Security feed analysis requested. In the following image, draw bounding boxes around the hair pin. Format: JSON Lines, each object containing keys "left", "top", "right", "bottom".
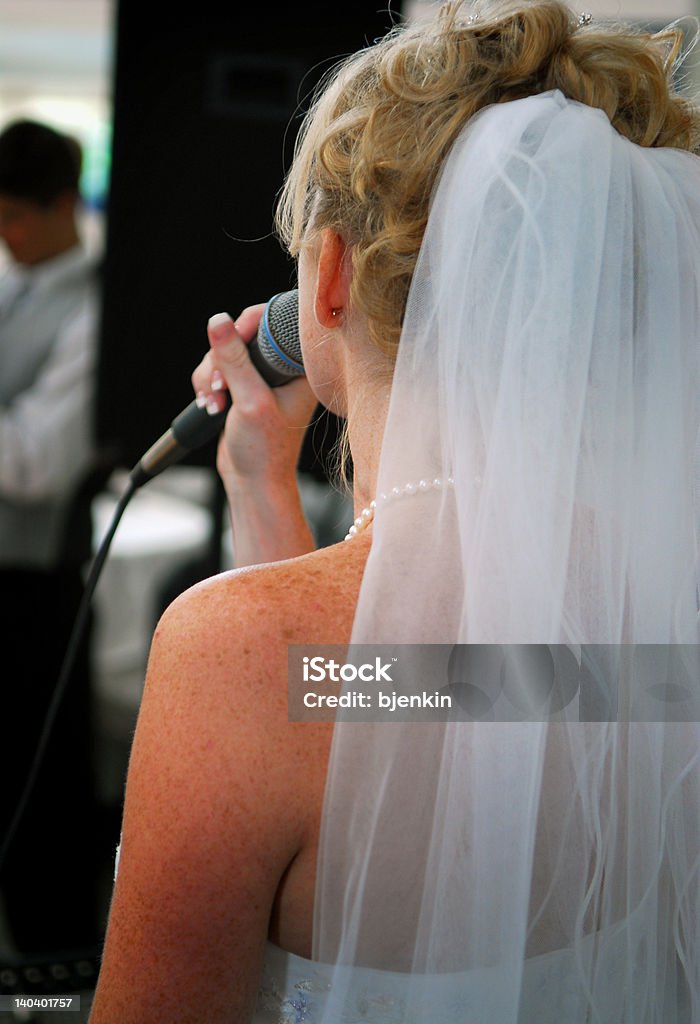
{"left": 578, "top": 12, "right": 593, "bottom": 26}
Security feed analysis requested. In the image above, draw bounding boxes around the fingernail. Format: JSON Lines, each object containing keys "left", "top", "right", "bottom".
{"left": 206, "top": 396, "right": 222, "bottom": 416}
{"left": 208, "top": 311, "right": 233, "bottom": 343}
{"left": 195, "top": 391, "right": 208, "bottom": 408}
{"left": 211, "top": 369, "right": 225, "bottom": 391}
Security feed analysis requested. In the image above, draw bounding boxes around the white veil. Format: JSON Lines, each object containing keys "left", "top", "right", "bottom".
{"left": 313, "top": 91, "right": 700, "bottom": 1022}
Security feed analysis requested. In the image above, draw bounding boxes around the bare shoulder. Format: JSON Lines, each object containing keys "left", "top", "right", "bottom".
{"left": 90, "top": 537, "right": 371, "bottom": 1022}
{"left": 134, "top": 537, "right": 371, "bottom": 859}
{"left": 155, "top": 532, "right": 370, "bottom": 663}
{"left": 139, "top": 533, "right": 372, "bottom": 800}
{"left": 133, "top": 534, "right": 372, "bottom": 886}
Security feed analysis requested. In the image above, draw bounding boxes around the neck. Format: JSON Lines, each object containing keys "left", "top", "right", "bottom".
{"left": 330, "top": 307, "right": 394, "bottom": 517}
{"left": 346, "top": 377, "right": 391, "bottom": 517}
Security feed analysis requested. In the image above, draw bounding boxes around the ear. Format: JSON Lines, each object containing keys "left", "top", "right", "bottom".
{"left": 314, "top": 228, "right": 351, "bottom": 328}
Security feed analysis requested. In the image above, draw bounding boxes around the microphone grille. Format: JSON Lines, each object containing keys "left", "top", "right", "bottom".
{"left": 256, "top": 289, "right": 303, "bottom": 381}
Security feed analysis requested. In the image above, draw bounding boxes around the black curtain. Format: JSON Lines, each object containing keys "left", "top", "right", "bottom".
{"left": 97, "top": 1, "right": 398, "bottom": 480}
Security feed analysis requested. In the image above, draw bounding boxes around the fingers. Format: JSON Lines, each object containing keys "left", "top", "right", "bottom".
{"left": 232, "top": 303, "right": 268, "bottom": 345}
{"left": 190, "top": 301, "right": 314, "bottom": 436}
{"left": 209, "top": 308, "right": 272, "bottom": 412}
{"left": 191, "top": 303, "right": 268, "bottom": 416}
{"left": 191, "top": 350, "right": 217, "bottom": 412}
{"left": 189, "top": 300, "right": 316, "bottom": 496}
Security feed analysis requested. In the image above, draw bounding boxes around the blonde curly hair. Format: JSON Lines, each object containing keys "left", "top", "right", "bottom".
{"left": 276, "top": 0, "right": 700, "bottom": 360}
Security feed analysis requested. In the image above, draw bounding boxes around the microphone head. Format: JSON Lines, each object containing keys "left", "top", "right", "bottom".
{"left": 253, "top": 289, "right": 304, "bottom": 386}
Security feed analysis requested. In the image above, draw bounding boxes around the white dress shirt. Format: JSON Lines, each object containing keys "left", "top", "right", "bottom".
{"left": 0, "top": 243, "right": 99, "bottom": 567}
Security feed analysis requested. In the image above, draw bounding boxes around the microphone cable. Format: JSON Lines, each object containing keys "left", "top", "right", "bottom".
{"left": 0, "top": 475, "right": 137, "bottom": 879}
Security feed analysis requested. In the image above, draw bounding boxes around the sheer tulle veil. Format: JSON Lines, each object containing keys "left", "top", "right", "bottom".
{"left": 313, "top": 91, "right": 700, "bottom": 1021}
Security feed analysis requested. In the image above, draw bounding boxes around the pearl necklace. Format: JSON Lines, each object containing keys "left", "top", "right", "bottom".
{"left": 344, "top": 476, "right": 454, "bottom": 541}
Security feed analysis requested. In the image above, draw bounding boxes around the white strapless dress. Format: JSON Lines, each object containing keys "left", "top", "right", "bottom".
{"left": 252, "top": 937, "right": 634, "bottom": 1023}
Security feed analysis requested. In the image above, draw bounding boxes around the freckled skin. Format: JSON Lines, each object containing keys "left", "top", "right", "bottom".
{"left": 89, "top": 535, "right": 371, "bottom": 1024}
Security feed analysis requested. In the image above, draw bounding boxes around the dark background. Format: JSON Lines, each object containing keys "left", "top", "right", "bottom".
{"left": 97, "top": 2, "right": 399, "bottom": 481}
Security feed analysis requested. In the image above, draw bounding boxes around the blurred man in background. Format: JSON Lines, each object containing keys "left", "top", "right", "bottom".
{"left": 0, "top": 119, "right": 103, "bottom": 958}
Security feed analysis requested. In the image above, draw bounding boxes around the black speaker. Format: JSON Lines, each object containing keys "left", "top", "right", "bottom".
{"left": 97, "top": 2, "right": 398, "bottom": 477}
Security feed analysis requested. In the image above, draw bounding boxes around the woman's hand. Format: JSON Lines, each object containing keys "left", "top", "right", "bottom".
{"left": 191, "top": 303, "right": 318, "bottom": 566}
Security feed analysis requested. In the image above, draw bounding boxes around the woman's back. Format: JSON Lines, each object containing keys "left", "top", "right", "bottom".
{"left": 91, "top": 534, "right": 371, "bottom": 1022}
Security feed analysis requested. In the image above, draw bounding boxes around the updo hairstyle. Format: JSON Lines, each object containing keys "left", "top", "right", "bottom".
{"left": 277, "top": 0, "right": 700, "bottom": 358}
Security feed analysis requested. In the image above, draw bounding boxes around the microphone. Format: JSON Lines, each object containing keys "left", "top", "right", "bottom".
{"left": 129, "top": 290, "right": 303, "bottom": 488}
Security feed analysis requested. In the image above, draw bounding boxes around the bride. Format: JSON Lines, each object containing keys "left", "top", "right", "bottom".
{"left": 90, "top": 1, "right": 700, "bottom": 1021}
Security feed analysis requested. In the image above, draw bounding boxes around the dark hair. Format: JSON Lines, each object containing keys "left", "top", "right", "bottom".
{"left": 0, "top": 119, "right": 82, "bottom": 206}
